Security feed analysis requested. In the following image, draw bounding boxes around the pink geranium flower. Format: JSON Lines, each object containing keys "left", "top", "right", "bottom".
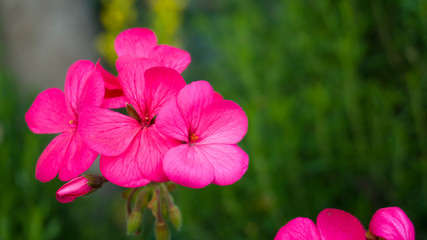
{"left": 25, "top": 60, "right": 104, "bottom": 182}
{"left": 155, "top": 81, "right": 249, "bottom": 188}
{"left": 274, "top": 209, "right": 366, "bottom": 240}
{"left": 101, "top": 28, "right": 191, "bottom": 109}
{"left": 78, "top": 61, "right": 186, "bottom": 187}
{"left": 368, "top": 207, "right": 415, "bottom": 240}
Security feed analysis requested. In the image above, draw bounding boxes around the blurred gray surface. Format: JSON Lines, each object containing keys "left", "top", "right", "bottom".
{"left": 0, "top": 0, "right": 98, "bottom": 92}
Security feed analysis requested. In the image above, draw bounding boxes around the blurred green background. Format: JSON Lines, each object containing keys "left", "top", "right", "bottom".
{"left": 1, "top": 0, "right": 427, "bottom": 239}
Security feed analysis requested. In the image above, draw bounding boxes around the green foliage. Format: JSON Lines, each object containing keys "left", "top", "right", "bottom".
{"left": 176, "top": 0, "right": 427, "bottom": 239}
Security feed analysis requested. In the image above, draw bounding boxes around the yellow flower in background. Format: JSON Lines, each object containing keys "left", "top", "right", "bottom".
{"left": 148, "top": 0, "right": 188, "bottom": 45}
{"left": 96, "top": 0, "right": 138, "bottom": 66}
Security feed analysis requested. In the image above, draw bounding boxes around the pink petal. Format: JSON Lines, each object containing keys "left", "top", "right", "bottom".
{"left": 57, "top": 132, "right": 98, "bottom": 181}
{"left": 114, "top": 28, "right": 157, "bottom": 58}
{"left": 78, "top": 68, "right": 105, "bottom": 113}
{"left": 101, "top": 155, "right": 151, "bottom": 188}
{"left": 176, "top": 81, "right": 215, "bottom": 133}
{"left": 97, "top": 62, "right": 126, "bottom": 109}
{"left": 137, "top": 125, "right": 179, "bottom": 182}
{"left": 35, "top": 132, "right": 72, "bottom": 182}
{"left": 369, "top": 207, "right": 415, "bottom": 240}
{"left": 64, "top": 60, "right": 104, "bottom": 114}
{"left": 78, "top": 108, "right": 141, "bottom": 156}
{"left": 316, "top": 208, "right": 366, "bottom": 240}
{"left": 197, "top": 100, "right": 248, "bottom": 145}
{"left": 150, "top": 45, "right": 191, "bottom": 73}
{"left": 163, "top": 144, "right": 215, "bottom": 188}
{"left": 156, "top": 96, "right": 188, "bottom": 142}
{"left": 274, "top": 217, "right": 321, "bottom": 240}
{"left": 118, "top": 58, "right": 158, "bottom": 116}
{"left": 101, "top": 93, "right": 127, "bottom": 109}
{"left": 198, "top": 144, "right": 248, "bottom": 186}
{"left": 116, "top": 56, "right": 161, "bottom": 72}
{"left": 142, "top": 67, "right": 186, "bottom": 119}
{"left": 99, "top": 130, "right": 156, "bottom": 187}
{"left": 25, "top": 88, "right": 75, "bottom": 134}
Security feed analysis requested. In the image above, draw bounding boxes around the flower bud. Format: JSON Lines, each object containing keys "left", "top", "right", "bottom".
{"left": 127, "top": 210, "right": 142, "bottom": 235}
{"left": 168, "top": 205, "right": 182, "bottom": 231}
{"left": 155, "top": 221, "right": 170, "bottom": 240}
{"left": 56, "top": 174, "right": 106, "bottom": 203}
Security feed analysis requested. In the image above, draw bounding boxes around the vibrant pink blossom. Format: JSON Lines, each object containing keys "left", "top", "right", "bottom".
{"left": 274, "top": 209, "right": 366, "bottom": 240}
{"left": 25, "top": 60, "right": 104, "bottom": 182}
{"left": 79, "top": 61, "right": 186, "bottom": 187}
{"left": 155, "top": 81, "right": 249, "bottom": 188}
{"left": 100, "top": 28, "right": 191, "bottom": 109}
{"left": 56, "top": 174, "right": 106, "bottom": 203}
{"left": 114, "top": 28, "right": 191, "bottom": 73}
{"left": 369, "top": 207, "right": 415, "bottom": 240}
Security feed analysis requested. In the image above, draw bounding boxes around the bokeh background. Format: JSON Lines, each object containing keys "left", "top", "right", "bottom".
{"left": 1, "top": 0, "right": 427, "bottom": 239}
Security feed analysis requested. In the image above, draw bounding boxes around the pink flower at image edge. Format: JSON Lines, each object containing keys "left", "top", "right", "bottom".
{"left": 274, "top": 208, "right": 365, "bottom": 240}
{"left": 369, "top": 207, "right": 415, "bottom": 240}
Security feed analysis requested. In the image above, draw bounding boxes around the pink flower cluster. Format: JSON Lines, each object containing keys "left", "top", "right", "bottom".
{"left": 274, "top": 207, "right": 415, "bottom": 240}
{"left": 26, "top": 28, "right": 249, "bottom": 189}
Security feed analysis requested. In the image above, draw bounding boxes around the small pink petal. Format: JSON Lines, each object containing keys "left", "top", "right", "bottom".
{"left": 101, "top": 93, "right": 127, "bottom": 109}
{"left": 369, "top": 207, "right": 415, "bottom": 240}
{"left": 197, "top": 144, "right": 248, "bottom": 186}
{"left": 100, "top": 130, "right": 152, "bottom": 187}
{"left": 213, "top": 91, "right": 223, "bottom": 101}
{"left": 150, "top": 45, "right": 191, "bottom": 73}
{"left": 97, "top": 62, "right": 126, "bottom": 109}
{"left": 114, "top": 28, "right": 157, "bottom": 58}
{"left": 57, "top": 132, "right": 98, "bottom": 181}
{"left": 78, "top": 108, "right": 141, "bottom": 156}
{"left": 156, "top": 96, "right": 188, "bottom": 142}
{"left": 118, "top": 58, "right": 158, "bottom": 115}
{"left": 64, "top": 60, "right": 97, "bottom": 113}
{"left": 96, "top": 61, "right": 121, "bottom": 90}
{"left": 176, "top": 81, "right": 215, "bottom": 132}
{"left": 197, "top": 100, "right": 248, "bottom": 145}
{"left": 316, "top": 208, "right": 365, "bottom": 240}
{"left": 35, "top": 131, "right": 73, "bottom": 182}
{"left": 25, "top": 88, "right": 75, "bottom": 134}
{"left": 163, "top": 144, "right": 215, "bottom": 188}
{"left": 142, "top": 67, "right": 186, "bottom": 119}
{"left": 274, "top": 217, "right": 321, "bottom": 240}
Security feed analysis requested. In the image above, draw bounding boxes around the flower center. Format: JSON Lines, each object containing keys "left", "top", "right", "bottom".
{"left": 141, "top": 115, "right": 151, "bottom": 128}
{"left": 188, "top": 133, "right": 199, "bottom": 146}
{"left": 68, "top": 119, "right": 77, "bottom": 128}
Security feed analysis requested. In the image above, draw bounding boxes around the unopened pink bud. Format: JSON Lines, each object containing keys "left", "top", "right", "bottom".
{"left": 56, "top": 174, "right": 106, "bottom": 203}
